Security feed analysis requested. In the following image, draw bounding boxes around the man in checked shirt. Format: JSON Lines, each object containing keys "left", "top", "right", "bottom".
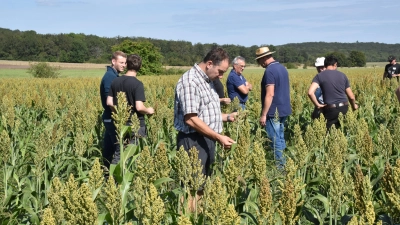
{"left": 174, "top": 47, "right": 236, "bottom": 179}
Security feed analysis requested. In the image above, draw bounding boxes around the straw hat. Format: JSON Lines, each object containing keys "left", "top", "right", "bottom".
{"left": 255, "top": 47, "right": 275, "bottom": 60}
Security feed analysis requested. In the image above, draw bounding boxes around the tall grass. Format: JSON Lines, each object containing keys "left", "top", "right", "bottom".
{"left": 0, "top": 68, "right": 399, "bottom": 224}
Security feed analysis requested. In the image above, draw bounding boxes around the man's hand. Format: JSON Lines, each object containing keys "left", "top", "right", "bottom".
{"left": 260, "top": 115, "right": 267, "bottom": 127}
{"left": 352, "top": 103, "right": 359, "bottom": 110}
{"left": 216, "top": 135, "right": 235, "bottom": 149}
{"left": 246, "top": 82, "right": 253, "bottom": 91}
{"left": 220, "top": 98, "right": 231, "bottom": 104}
{"left": 226, "top": 112, "right": 238, "bottom": 122}
{"left": 316, "top": 103, "right": 326, "bottom": 109}
{"left": 147, "top": 107, "right": 155, "bottom": 115}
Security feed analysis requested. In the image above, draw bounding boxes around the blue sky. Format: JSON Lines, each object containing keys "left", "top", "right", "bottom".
{"left": 1, "top": 0, "right": 399, "bottom": 47}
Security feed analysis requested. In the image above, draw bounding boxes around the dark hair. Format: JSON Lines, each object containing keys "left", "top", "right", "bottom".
{"left": 324, "top": 55, "right": 338, "bottom": 67}
{"left": 388, "top": 55, "right": 396, "bottom": 62}
{"left": 126, "top": 54, "right": 142, "bottom": 71}
{"left": 202, "top": 47, "right": 229, "bottom": 65}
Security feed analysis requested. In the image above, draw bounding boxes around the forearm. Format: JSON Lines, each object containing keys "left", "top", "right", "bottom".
{"left": 261, "top": 95, "right": 273, "bottom": 116}
{"left": 308, "top": 93, "right": 321, "bottom": 107}
{"left": 222, "top": 113, "right": 233, "bottom": 122}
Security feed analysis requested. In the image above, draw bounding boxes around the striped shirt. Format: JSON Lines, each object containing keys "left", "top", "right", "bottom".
{"left": 174, "top": 64, "right": 222, "bottom": 134}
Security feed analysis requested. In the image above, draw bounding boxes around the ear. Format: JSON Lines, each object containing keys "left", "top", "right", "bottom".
{"left": 111, "top": 58, "right": 116, "bottom": 66}
{"left": 206, "top": 61, "right": 213, "bottom": 69}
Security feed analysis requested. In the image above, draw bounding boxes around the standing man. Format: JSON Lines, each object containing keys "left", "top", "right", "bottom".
{"left": 174, "top": 47, "right": 236, "bottom": 179}
{"left": 311, "top": 57, "right": 326, "bottom": 119}
{"left": 107, "top": 54, "right": 154, "bottom": 146}
{"left": 213, "top": 75, "right": 231, "bottom": 105}
{"left": 256, "top": 47, "right": 291, "bottom": 168}
{"left": 100, "top": 51, "right": 126, "bottom": 169}
{"left": 383, "top": 55, "right": 400, "bottom": 82}
{"left": 226, "top": 56, "right": 252, "bottom": 109}
{"left": 308, "top": 55, "right": 358, "bottom": 129}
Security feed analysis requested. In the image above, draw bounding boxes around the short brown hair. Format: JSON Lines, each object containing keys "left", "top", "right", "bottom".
{"left": 126, "top": 54, "right": 142, "bottom": 72}
{"left": 202, "top": 47, "right": 229, "bottom": 66}
{"left": 112, "top": 51, "right": 127, "bottom": 60}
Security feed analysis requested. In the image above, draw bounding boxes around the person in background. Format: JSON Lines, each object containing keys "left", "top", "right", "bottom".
{"left": 383, "top": 55, "right": 400, "bottom": 82}
{"left": 308, "top": 55, "right": 358, "bottom": 129}
{"left": 226, "top": 56, "right": 252, "bottom": 109}
{"left": 213, "top": 74, "right": 231, "bottom": 104}
{"left": 311, "top": 57, "right": 326, "bottom": 119}
{"left": 256, "top": 47, "right": 291, "bottom": 169}
{"left": 99, "top": 51, "right": 126, "bottom": 170}
{"left": 106, "top": 54, "right": 154, "bottom": 149}
{"left": 174, "top": 47, "right": 236, "bottom": 211}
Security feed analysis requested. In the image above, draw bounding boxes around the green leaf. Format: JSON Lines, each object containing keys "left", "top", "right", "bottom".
{"left": 153, "top": 177, "right": 174, "bottom": 188}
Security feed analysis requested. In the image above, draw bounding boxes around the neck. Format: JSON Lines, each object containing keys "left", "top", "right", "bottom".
{"left": 326, "top": 65, "right": 336, "bottom": 70}
{"left": 111, "top": 66, "right": 120, "bottom": 74}
{"left": 265, "top": 57, "right": 274, "bottom": 66}
{"left": 125, "top": 70, "right": 137, "bottom": 77}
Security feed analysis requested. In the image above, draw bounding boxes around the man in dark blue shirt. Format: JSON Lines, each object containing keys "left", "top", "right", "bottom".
{"left": 256, "top": 47, "right": 291, "bottom": 168}
{"left": 99, "top": 51, "right": 127, "bottom": 169}
{"left": 226, "top": 56, "right": 252, "bottom": 109}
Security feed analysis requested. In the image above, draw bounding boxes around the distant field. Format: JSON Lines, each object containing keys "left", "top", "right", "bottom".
{"left": 0, "top": 60, "right": 388, "bottom": 78}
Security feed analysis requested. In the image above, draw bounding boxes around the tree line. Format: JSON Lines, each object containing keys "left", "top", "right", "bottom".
{"left": 0, "top": 27, "right": 398, "bottom": 67}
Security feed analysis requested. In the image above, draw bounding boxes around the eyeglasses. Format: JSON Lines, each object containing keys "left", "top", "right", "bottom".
{"left": 235, "top": 64, "right": 246, "bottom": 68}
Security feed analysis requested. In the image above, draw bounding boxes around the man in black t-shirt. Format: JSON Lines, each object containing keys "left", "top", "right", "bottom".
{"left": 106, "top": 54, "right": 154, "bottom": 167}
{"left": 213, "top": 75, "right": 231, "bottom": 104}
{"left": 383, "top": 55, "right": 400, "bottom": 82}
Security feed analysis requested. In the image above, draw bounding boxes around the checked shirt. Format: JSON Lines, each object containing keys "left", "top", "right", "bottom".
{"left": 174, "top": 64, "right": 222, "bottom": 134}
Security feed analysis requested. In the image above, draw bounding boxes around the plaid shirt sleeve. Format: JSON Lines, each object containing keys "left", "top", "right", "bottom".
{"left": 180, "top": 75, "right": 199, "bottom": 115}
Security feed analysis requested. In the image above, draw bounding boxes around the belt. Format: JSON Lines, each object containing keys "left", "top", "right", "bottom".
{"left": 325, "top": 102, "right": 348, "bottom": 108}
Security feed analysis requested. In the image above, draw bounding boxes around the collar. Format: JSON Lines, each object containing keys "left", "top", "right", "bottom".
{"left": 106, "top": 66, "right": 119, "bottom": 77}
{"left": 194, "top": 63, "right": 211, "bottom": 83}
{"left": 266, "top": 60, "right": 279, "bottom": 67}
{"left": 230, "top": 69, "right": 242, "bottom": 77}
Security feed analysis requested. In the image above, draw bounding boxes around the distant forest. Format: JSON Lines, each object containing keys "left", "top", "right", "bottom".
{"left": 0, "top": 27, "right": 399, "bottom": 66}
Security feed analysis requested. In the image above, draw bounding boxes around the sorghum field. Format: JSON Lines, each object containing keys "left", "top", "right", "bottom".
{"left": 1, "top": 67, "right": 400, "bottom": 225}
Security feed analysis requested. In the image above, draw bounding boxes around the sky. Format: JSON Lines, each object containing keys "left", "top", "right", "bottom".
{"left": 1, "top": 0, "right": 399, "bottom": 47}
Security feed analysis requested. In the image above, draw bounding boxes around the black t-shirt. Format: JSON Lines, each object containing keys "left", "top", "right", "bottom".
{"left": 384, "top": 63, "right": 400, "bottom": 78}
{"left": 213, "top": 78, "right": 225, "bottom": 98}
{"left": 108, "top": 76, "right": 146, "bottom": 124}
{"left": 312, "top": 70, "right": 350, "bottom": 105}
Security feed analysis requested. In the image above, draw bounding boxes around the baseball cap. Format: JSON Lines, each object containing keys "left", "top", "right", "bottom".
{"left": 315, "top": 57, "right": 325, "bottom": 67}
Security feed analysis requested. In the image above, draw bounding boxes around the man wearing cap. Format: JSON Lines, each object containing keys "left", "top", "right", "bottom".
{"left": 308, "top": 55, "right": 358, "bottom": 129}
{"left": 256, "top": 47, "right": 291, "bottom": 168}
{"left": 383, "top": 56, "right": 400, "bottom": 82}
{"left": 311, "top": 57, "right": 326, "bottom": 119}
{"left": 226, "top": 56, "right": 252, "bottom": 109}
{"left": 213, "top": 75, "right": 231, "bottom": 105}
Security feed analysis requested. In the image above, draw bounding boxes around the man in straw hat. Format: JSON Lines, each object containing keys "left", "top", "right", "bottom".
{"left": 256, "top": 46, "right": 292, "bottom": 169}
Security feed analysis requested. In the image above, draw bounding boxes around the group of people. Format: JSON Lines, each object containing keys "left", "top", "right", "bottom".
{"left": 100, "top": 48, "right": 400, "bottom": 185}
{"left": 99, "top": 47, "right": 292, "bottom": 176}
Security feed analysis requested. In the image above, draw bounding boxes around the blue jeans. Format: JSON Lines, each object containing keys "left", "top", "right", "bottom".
{"left": 265, "top": 116, "right": 287, "bottom": 168}
{"left": 102, "top": 120, "right": 120, "bottom": 169}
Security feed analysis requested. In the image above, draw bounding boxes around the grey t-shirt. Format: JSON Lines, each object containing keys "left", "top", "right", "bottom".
{"left": 312, "top": 70, "right": 350, "bottom": 105}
